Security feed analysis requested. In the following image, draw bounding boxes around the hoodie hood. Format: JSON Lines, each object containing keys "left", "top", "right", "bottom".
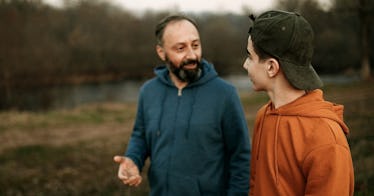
{"left": 268, "top": 89, "right": 349, "bottom": 134}
{"left": 152, "top": 59, "right": 219, "bottom": 139}
{"left": 154, "top": 59, "right": 218, "bottom": 88}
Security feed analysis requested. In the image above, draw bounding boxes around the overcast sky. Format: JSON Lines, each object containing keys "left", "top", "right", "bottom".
{"left": 43, "top": 0, "right": 277, "bottom": 14}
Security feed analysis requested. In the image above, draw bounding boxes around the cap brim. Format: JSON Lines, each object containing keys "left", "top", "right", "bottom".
{"left": 280, "top": 60, "right": 323, "bottom": 90}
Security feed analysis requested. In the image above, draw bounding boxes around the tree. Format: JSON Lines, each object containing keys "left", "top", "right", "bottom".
{"left": 330, "top": 0, "right": 372, "bottom": 80}
{"left": 358, "top": 0, "right": 372, "bottom": 80}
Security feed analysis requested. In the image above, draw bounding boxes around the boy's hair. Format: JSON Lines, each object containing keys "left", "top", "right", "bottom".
{"left": 252, "top": 41, "right": 278, "bottom": 63}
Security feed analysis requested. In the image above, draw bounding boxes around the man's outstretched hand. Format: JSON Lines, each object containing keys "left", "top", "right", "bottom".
{"left": 113, "top": 156, "right": 142, "bottom": 187}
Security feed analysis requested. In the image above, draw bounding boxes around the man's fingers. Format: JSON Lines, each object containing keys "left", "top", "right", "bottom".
{"left": 114, "top": 156, "right": 141, "bottom": 186}
{"left": 133, "top": 176, "right": 142, "bottom": 186}
{"left": 118, "top": 170, "right": 129, "bottom": 180}
{"left": 124, "top": 175, "right": 142, "bottom": 186}
{"left": 123, "top": 175, "right": 137, "bottom": 184}
{"left": 113, "top": 155, "right": 125, "bottom": 163}
{"left": 134, "top": 176, "right": 142, "bottom": 186}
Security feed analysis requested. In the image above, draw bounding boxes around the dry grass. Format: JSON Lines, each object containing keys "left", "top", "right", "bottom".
{"left": 0, "top": 82, "right": 373, "bottom": 195}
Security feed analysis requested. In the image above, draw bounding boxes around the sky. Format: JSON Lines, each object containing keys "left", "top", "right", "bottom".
{"left": 43, "top": 0, "right": 277, "bottom": 14}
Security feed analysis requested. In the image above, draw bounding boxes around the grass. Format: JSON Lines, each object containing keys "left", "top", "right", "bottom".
{"left": 0, "top": 81, "right": 373, "bottom": 195}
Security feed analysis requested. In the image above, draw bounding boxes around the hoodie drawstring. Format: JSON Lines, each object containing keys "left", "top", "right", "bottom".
{"left": 256, "top": 106, "right": 268, "bottom": 160}
{"left": 157, "top": 88, "right": 168, "bottom": 136}
{"left": 274, "top": 115, "right": 281, "bottom": 185}
{"left": 185, "top": 87, "right": 197, "bottom": 139}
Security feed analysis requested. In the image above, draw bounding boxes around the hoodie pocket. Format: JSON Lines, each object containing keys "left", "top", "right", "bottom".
{"left": 149, "top": 167, "right": 201, "bottom": 196}
{"left": 169, "top": 173, "right": 201, "bottom": 196}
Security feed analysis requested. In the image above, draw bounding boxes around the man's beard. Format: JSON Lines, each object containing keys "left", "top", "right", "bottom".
{"left": 165, "top": 56, "right": 202, "bottom": 83}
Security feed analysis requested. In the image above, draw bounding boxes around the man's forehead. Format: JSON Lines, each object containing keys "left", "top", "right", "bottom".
{"left": 164, "top": 20, "right": 197, "bottom": 34}
{"left": 162, "top": 21, "right": 200, "bottom": 44}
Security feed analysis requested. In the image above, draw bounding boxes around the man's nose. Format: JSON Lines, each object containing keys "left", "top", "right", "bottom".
{"left": 185, "top": 47, "right": 197, "bottom": 59}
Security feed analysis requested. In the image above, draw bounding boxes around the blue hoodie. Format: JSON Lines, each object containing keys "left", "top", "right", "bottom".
{"left": 125, "top": 59, "right": 251, "bottom": 196}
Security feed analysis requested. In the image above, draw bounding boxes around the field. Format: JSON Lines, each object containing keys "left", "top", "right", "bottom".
{"left": 0, "top": 81, "right": 373, "bottom": 195}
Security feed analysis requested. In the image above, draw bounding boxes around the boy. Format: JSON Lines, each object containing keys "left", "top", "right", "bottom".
{"left": 243, "top": 10, "right": 354, "bottom": 196}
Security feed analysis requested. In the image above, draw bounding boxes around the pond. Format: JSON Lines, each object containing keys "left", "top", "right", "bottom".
{"left": 0, "top": 74, "right": 360, "bottom": 111}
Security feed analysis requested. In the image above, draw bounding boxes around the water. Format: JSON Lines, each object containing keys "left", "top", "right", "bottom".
{"left": 2, "top": 80, "right": 143, "bottom": 111}
{"left": 1, "top": 75, "right": 360, "bottom": 111}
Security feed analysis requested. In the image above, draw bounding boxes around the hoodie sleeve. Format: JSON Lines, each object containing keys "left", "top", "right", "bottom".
{"left": 222, "top": 90, "right": 251, "bottom": 195}
{"left": 125, "top": 89, "right": 149, "bottom": 171}
{"left": 302, "top": 119, "right": 354, "bottom": 196}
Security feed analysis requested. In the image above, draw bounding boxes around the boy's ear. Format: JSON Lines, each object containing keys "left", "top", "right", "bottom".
{"left": 156, "top": 45, "right": 166, "bottom": 61}
{"left": 266, "top": 58, "right": 280, "bottom": 78}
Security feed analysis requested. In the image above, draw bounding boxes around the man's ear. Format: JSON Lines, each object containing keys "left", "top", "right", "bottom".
{"left": 266, "top": 58, "right": 280, "bottom": 78}
{"left": 156, "top": 45, "right": 166, "bottom": 61}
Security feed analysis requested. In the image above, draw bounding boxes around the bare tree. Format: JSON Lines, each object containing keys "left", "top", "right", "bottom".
{"left": 359, "top": 0, "right": 371, "bottom": 80}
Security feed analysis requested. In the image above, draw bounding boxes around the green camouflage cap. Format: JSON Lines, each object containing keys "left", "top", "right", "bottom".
{"left": 250, "top": 10, "right": 323, "bottom": 90}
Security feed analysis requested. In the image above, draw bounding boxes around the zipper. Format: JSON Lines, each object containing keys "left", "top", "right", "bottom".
{"left": 167, "top": 90, "right": 182, "bottom": 194}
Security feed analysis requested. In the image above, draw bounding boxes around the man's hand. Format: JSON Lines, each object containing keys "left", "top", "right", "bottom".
{"left": 113, "top": 156, "right": 142, "bottom": 186}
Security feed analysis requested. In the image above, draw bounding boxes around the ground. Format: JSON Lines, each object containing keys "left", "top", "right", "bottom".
{"left": 0, "top": 81, "right": 373, "bottom": 195}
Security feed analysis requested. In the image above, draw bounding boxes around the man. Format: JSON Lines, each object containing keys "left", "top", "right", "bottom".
{"left": 243, "top": 10, "right": 354, "bottom": 196}
{"left": 114, "top": 14, "right": 251, "bottom": 195}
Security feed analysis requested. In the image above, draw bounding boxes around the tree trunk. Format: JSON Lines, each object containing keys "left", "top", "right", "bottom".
{"left": 359, "top": 0, "right": 371, "bottom": 80}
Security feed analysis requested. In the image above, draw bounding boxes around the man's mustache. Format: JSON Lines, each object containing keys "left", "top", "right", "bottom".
{"left": 180, "top": 59, "right": 199, "bottom": 68}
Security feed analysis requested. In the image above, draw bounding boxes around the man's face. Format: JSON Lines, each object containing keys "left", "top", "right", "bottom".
{"left": 157, "top": 20, "right": 202, "bottom": 83}
{"left": 243, "top": 36, "right": 268, "bottom": 91}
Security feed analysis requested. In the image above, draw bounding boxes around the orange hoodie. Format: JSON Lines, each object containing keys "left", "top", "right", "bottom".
{"left": 249, "top": 89, "right": 354, "bottom": 196}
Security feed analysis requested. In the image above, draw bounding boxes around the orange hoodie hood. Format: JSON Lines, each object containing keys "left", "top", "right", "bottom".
{"left": 267, "top": 89, "right": 349, "bottom": 135}
{"left": 250, "top": 89, "right": 354, "bottom": 196}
